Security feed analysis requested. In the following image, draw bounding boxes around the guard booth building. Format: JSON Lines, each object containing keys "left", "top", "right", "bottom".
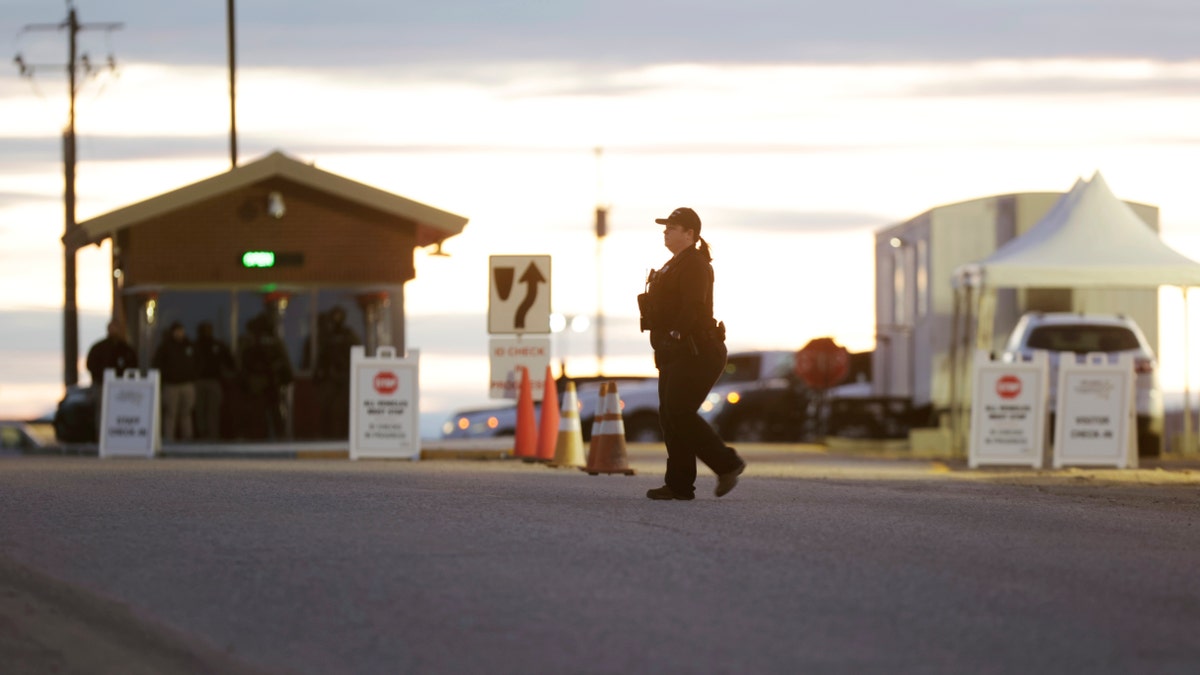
{"left": 69, "top": 150, "right": 468, "bottom": 441}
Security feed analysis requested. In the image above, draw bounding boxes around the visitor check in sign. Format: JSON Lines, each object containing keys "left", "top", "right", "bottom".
{"left": 99, "top": 369, "right": 161, "bottom": 459}
{"left": 1053, "top": 353, "right": 1136, "bottom": 469}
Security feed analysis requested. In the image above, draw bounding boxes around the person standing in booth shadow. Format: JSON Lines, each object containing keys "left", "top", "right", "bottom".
{"left": 86, "top": 320, "right": 138, "bottom": 440}
{"left": 639, "top": 207, "right": 746, "bottom": 500}
{"left": 153, "top": 321, "right": 198, "bottom": 442}
{"left": 239, "top": 313, "right": 293, "bottom": 440}
{"left": 314, "top": 305, "right": 361, "bottom": 439}
{"left": 194, "top": 321, "right": 235, "bottom": 440}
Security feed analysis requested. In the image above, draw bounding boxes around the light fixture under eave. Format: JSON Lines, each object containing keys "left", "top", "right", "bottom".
{"left": 429, "top": 241, "right": 451, "bottom": 257}
{"left": 267, "top": 191, "right": 285, "bottom": 219}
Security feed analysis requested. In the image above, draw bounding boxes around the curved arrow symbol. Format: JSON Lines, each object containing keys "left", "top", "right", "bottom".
{"left": 514, "top": 262, "right": 546, "bottom": 329}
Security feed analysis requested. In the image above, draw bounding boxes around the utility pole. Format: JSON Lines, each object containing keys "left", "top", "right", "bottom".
{"left": 227, "top": 0, "right": 238, "bottom": 168}
{"left": 15, "top": 3, "right": 122, "bottom": 387}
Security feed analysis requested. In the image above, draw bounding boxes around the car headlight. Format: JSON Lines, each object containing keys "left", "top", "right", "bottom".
{"left": 700, "top": 390, "right": 741, "bottom": 419}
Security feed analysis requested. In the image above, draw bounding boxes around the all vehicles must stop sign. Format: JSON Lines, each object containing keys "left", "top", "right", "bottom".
{"left": 795, "top": 337, "right": 851, "bottom": 390}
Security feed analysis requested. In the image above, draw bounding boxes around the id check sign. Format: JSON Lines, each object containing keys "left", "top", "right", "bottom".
{"left": 489, "top": 255, "right": 551, "bottom": 334}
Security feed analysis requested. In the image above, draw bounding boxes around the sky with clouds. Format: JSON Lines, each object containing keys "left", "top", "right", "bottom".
{"left": 3, "top": 1, "right": 1200, "bottom": 423}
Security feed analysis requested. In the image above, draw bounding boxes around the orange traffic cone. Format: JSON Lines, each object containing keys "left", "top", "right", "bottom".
{"left": 549, "top": 381, "right": 585, "bottom": 469}
{"left": 513, "top": 366, "right": 537, "bottom": 460}
{"left": 583, "top": 380, "right": 636, "bottom": 476}
{"left": 536, "top": 365, "right": 560, "bottom": 461}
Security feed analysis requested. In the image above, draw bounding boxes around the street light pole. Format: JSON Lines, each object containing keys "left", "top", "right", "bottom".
{"left": 594, "top": 147, "right": 607, "bottom": 374}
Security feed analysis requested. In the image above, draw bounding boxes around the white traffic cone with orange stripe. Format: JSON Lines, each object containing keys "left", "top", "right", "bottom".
{"left": 548, "top": 381, "right": 586, "bottom": 469}
{"left": 583, "top": 381, "right": 636, "bottom": 476}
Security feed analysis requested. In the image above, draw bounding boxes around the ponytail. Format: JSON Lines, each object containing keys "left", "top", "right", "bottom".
{"left": 696, "top": 235, "right": 712, "bottom": 262}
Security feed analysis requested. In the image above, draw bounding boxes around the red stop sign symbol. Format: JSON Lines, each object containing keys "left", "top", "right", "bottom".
{"left": 374, "top": 371, "right": 399, "bottom": 395}
{"left": 795, "top": 338, "right": 851, "bottom": 391}
{"left": 996, "top": 375, "right": 1022, "bottom": 399}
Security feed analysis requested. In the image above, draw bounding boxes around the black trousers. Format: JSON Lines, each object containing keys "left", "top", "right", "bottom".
{"left": 656, "top": 341, "right": 742, "bottom": 496}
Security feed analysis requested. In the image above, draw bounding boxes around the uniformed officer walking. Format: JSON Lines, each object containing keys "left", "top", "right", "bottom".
{"left": 640, "top": 207, "right": 746, "bottom": 500}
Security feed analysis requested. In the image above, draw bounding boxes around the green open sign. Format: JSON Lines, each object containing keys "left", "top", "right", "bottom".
{"left": 242, "top": 251, "right": 276, "bottom": 268}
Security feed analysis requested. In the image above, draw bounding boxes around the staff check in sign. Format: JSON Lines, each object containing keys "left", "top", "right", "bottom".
{"left": 489, "top": 255, "right": 551, "bottom": 334}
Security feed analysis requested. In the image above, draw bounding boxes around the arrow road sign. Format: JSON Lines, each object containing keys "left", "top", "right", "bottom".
{"left": 489, "top": 255, "right": 551, "bottom": 334}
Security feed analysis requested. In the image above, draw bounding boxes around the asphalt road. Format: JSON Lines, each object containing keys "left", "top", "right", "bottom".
{"left": 1, "top": 450, "right": 1199, "bottom": 674}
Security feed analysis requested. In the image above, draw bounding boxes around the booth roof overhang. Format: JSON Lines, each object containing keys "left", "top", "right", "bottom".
{"left": 67, "top": 150, "right": 469, "bottom": 250}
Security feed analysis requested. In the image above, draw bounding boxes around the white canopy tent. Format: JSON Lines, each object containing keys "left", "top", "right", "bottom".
{"left": 948, "top": 171, "right": 1200, "bottom": 454}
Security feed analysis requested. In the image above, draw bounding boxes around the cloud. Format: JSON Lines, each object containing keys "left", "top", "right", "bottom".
{"left": 8, "top": 1, "right": 1200, "bottom": 81}
{"left": 905, "top": 63, "right": 1200, "bottom": 98}
{"left": 0, "top": 308, "right": 108, "bottom": 355}
{"left": 708, "top": 208, "right": 891, "bottom": 234}
{"left": 0, "top": 191, "right": 57, "bottom": 209}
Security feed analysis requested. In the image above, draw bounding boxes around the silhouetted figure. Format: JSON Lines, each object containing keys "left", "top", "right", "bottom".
{"left": 239, "top": 314, "right": 293, "bottom": 440}
{"left": 314, "top": 306, "right": 361, "bottom": 439}
{"left": 641, "top": 207, "right": 745, "bottom": 501}
{"left": 153, "top": 321, "right": 198, "bottom": 442}
{"left": 194, "top": 321, "right": 235, "bottom": 440}
{"left": 86, "top": 320, "right": 138, "bottom": 439}
{"left": 87, "top": 320, "right": 138, "bottom": 388}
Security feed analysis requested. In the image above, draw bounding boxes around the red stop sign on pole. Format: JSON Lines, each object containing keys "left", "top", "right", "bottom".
{"left": 795, "top": 338, "right": 851, "bottom": 390}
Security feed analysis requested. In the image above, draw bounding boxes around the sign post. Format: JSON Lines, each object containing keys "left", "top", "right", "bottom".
{"left": 969, "top": 350, "right": 1049, "bottom": 468}
{"left": 99, "top": 369, "right": 160, "bottom": 459}
{"left": 349, "top": 346, "right": 420, "bottom": 460}
{"left": 1053, "top": 353, "right": 1137, "bottom": 469}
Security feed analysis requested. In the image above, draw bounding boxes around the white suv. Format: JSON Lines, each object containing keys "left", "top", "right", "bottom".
{"left": 1001, "top": 312, "right": 1164, "bottom": 456}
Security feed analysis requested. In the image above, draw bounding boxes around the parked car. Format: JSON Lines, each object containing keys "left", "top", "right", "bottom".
{"left": 441, "top": 375, "right": 663, "bottom": 442}
{"left": 1001, "top": 311, "right": 1164, "bottom": 456}
{"left": 53, "top": 384, "right": 98, "bottom": 443}
{"left": 0, "top": 420, "right": 55, "bottom": 453}
{"left": 700, "top": 350, "right": 811, "bottom": 442}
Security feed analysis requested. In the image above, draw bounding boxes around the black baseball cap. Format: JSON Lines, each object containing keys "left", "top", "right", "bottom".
{"left": 655, "top": 207, "right": 701, "bottom": 235}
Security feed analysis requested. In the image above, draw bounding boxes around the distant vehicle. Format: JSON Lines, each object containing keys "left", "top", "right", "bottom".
{"left": 53, "top": 385, "right": 98, "bottom": 443}
{"left": 0, "top": 420, "right": 54, "bottom": 453}
{"left": 700, "top": 350, "right": 812, "bottom": 442}
{"left": 441, "top": 375, "right": 663, "bottom": 442}
{"left": 1001, "top": 311, "right": 1164, "bottom": 456}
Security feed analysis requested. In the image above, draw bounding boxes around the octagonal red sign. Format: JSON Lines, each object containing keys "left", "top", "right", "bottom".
{"left": 373, "top": 371, "right": 399, "bottom": 395}
{"left": 995, "top": 374, "right": 1022, "bottom": 400}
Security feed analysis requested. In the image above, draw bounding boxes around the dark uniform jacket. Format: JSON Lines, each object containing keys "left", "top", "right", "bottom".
{"left": 86, "top": 337, "right": 138, "bottom": 387}
{"left": 153, "top": 338, "right": 198, "bottom": 385}
{"left": 643, "top": 246, "right": 720, "bottom": 363}
{"left": 195, "top": 336, "right": 235, "bottom": 381}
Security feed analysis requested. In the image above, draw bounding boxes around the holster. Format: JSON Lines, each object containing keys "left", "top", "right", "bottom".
{"left": 637, "top": 292, "right": 655, "bottom": 332}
